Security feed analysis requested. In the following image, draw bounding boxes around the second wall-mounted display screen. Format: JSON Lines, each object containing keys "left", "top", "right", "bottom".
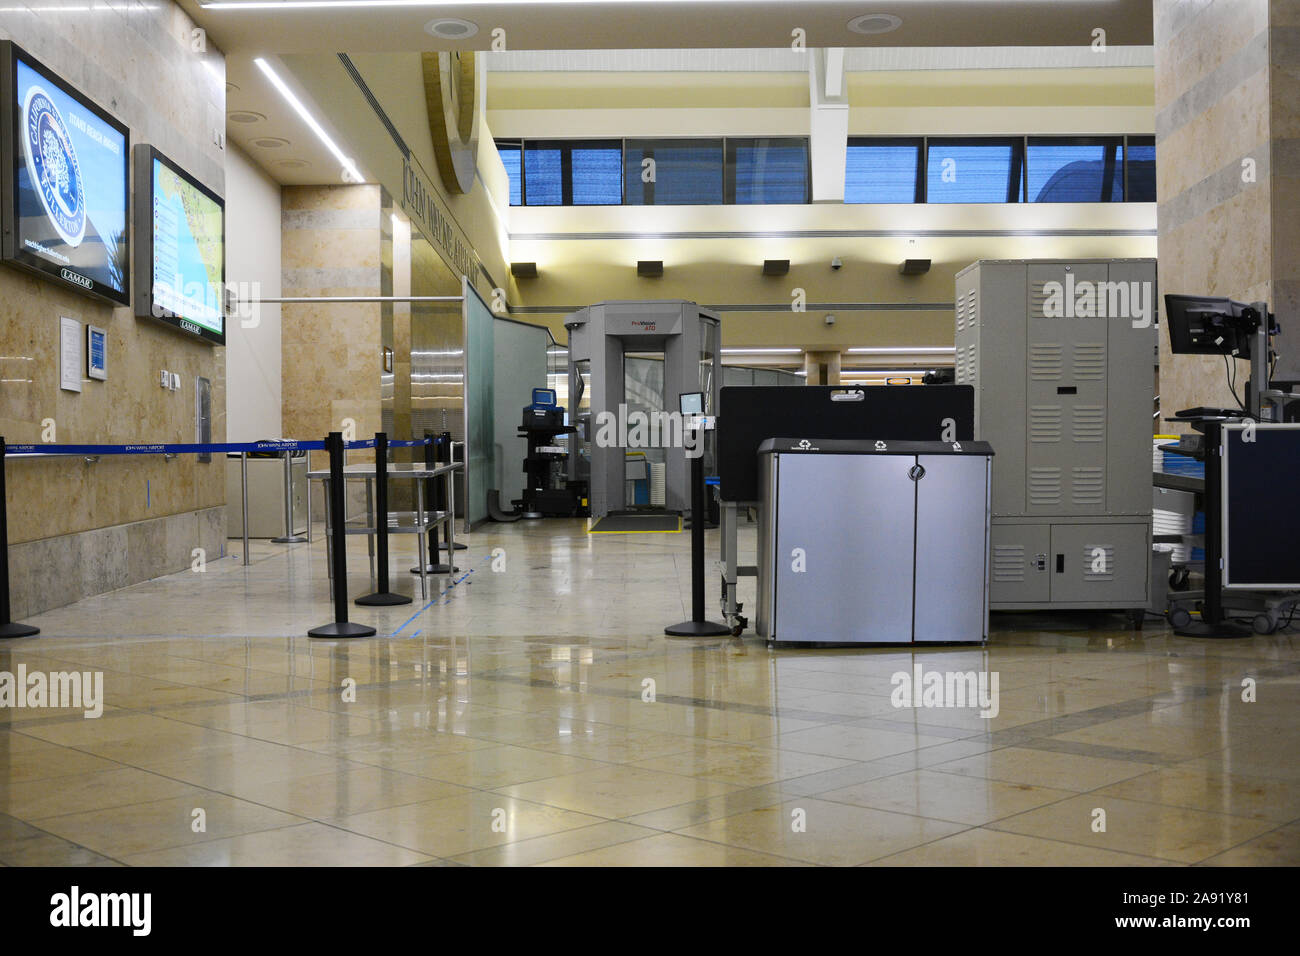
{"left": 134, "top": 144, "right": 225, "bottom": 345}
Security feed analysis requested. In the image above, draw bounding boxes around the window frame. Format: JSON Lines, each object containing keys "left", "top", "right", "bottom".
{"left": 1026, "top": 135, "right": 1124, "bottom": 203}
{"left": 1123, "top": 135, "right": 1156, "bottom": 203}
{"left": 844, "top": 136, "right": 926, "bottom": 204}
{"left": 724, "top": 136, "right": 812, "bottom": 205}
{"left": 624, "top": 137, "right": 727, "bottom": 206}
{"left": 495, "top": 132, "right": 1152, "bottom": 207}
{"left": 496, "top": 138, "right": 523, "bottom": 206}
{"left": 521, "top": 138, "right": 624, "bottom": 207}
{"left": 923, "top": 136, "right": 1027, "bottom": 204}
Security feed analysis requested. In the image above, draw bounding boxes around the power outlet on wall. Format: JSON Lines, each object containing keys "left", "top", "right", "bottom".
{"left": 160, "top": 369, "right": 170, "bottom": 388}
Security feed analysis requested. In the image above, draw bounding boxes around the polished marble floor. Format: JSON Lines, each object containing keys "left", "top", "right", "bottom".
{"left": 2, "top": 519, "right": 1298, "bottom": 866}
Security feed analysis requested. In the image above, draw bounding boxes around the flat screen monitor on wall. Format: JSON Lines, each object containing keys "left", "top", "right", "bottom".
{"left": 0, "top": 41, "right": 130, "bottom": 306}
{"left": 133, "top": 144, "right": 225, "bottom": 345}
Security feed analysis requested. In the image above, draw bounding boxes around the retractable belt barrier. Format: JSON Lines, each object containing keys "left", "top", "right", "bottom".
{"left": 0, "top": 433, "right": 449, "bottom": 640}
{"left": 2, "top": 437, "right": 442, "bottom": 457}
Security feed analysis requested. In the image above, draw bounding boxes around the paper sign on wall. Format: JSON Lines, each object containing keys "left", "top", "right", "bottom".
{"left": 59, "top": 316, "right": 82, "bottom": 393}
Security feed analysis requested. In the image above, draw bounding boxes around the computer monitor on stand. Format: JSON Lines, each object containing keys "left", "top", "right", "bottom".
{"left": 1162, "top": 294, "right": 1284, "bottom": 637}
{"left": 1164, "top": 295, "right": 1272, "bottom": 420}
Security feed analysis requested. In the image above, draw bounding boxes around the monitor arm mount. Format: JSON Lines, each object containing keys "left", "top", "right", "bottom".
{"left": 1190, "top": 303, "right": 1277, "bottom": 417}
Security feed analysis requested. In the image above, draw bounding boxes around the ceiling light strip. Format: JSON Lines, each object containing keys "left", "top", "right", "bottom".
{"left": 254, "top": 57, "right": 362, "bottom": 183}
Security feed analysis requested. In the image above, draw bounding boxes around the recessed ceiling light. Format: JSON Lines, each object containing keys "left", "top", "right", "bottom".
{"left": 228, "top": 110, "right": 266, "bottom": 123}
{"left": 848, "top": 13, "right": 903, "bottom": 35}
{"left": 252, "top": 136, "right": 290, "bottom": 148}
{"left": 425, "top": 17, "right": 478, "bottom": 39}
{"left": 275, "top": 159, "right": 311, "bottom": 169}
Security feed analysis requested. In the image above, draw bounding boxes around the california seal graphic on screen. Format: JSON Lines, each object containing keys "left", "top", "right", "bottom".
{"left": 22, "top": 83, "right": 86, "bottom": 247}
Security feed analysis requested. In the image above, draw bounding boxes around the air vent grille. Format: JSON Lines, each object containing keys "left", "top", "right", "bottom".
{"left": 993, "top": 545, "right": 1026, "bottom": 582}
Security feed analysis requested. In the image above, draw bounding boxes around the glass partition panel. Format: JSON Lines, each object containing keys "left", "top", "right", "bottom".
{"left": 492, "top": 318, "right": 548, "bottom": 506}
{"left": 464, "top": 279, "right": 495, "bottom": 528}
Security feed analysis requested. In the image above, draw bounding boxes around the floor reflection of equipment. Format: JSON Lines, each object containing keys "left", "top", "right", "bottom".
{"left": 565, "top": 300, "right": 721, "bottom": 529}
{"left": 956, "top": 259, "right": 1155, "bottom": 619}
{"left": 1159, "top": 294, "right": 1300, "bottom": 636}
{"left": 757, "top": 438, "right": 993, "bottom": 644}
{"left": 515, "top": 388, "right": 583, "bottom": 518}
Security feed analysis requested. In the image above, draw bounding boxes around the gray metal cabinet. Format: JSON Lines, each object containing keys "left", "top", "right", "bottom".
{"left": 989, "top": 523, "right": 1051, "bottom": 604}
{"left": 226, "top": 455, "right": 308, "bottom": 538}
{"left": 956, "top": 258, "right": 1154, "bottom": 611}
{"left": 1047, "top": 522, "right": 1151, "bottom": 605}
{"left": 757, "top": 439, "right": 992, "bottom": 644}
{"left": 915, "top": 453, "right": 994, "bottom": 642}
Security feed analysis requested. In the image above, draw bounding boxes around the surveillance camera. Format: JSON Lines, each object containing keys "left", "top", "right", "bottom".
{"left": 825, "top": 314, "right": 836, "bottom": 326}
{"left": 830, "top": 257, "right": 843, "bottom": 271}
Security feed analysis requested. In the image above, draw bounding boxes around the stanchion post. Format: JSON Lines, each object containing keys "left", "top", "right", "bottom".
{"left": 665, "top": 425, "right": 729, "bottom": 637}
{"left": 440, "top": 433, "right": 466, "bottom": 554}
{"left": 309, "top": 432, "right": 376, "bottom": 638}
{"left": 356, "top": 432, "right": 411, "bottom": 607}
{"left": 0, "top": 437, "right": 39, "bottom": 638}
{"left": 412, "top": 432, "right": 454, "bottom": 574}
{"left": 240, "top": 451, "right": 251, "bottom": 567}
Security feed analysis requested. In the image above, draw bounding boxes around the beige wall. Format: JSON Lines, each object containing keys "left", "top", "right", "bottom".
{"left": 225, "top": 142, "right": 283, "bottom": 441}
{"left": 283, "top": 53, "right": 514, "bottom": 305}
{"left": 506, "top": 198, "right": 1157, "bottom": 349}
{"left": 280, "top": 184, "right": 385, "bottom": 463}
{"left": 1153, "top": 0, "right": 1295, "bottom": 419}
{"left": 1, "top": 0, "right": 228, "bottom": 618}
{"left": 489, "top": 64, "right": 1157, "bottom": 350}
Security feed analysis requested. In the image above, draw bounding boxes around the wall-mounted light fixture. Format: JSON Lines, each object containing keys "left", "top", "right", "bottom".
{"left": 762, "top": 259, "right": 790, "bottom": 276}
{"left": 637, "top": 260, "right": 664, "bottom": 278}
{"left": 899, "top": 259, "right": 932, "bottom": 275}
{"left": 510, "top": 262, "right": 538, "bottom": 278}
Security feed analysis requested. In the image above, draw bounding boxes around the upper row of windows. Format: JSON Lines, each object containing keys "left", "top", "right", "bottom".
{"left": 496, "top": 136, "right": 1156, "bottom": 206}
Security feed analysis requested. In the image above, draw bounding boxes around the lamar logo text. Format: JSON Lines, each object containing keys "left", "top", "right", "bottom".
{"left": 60, "top": 268, "right": 92, "bottom": 290}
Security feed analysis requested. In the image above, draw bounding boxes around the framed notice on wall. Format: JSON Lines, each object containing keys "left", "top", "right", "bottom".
{"left": 59, "top": 316, "right": 82, "bottom": 392}
{"left": 87, "top": 325, "right": 107, "bottom": 380}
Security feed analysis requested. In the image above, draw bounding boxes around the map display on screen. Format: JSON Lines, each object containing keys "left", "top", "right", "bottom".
{"left": 151, "top": 156, "right": 223, "bottom": 336}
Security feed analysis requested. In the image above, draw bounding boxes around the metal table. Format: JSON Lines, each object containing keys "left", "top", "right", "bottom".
{"left": 308, "top": 461, "right": 462, "bottom": 600}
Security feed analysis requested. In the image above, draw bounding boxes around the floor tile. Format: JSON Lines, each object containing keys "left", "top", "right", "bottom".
{"left": 675, "top": 796, "right": 968, "bottom": 866}
{"left": 987, "top": 794, "right": 1277, "bottom": 863}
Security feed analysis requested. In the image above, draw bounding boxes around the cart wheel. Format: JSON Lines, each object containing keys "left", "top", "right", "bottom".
{"left": 1169, "top": 567, "right": 1191, "bottom": 591}
{"left": 730, "top": 624, "right": 744, "bottom": 637}
{"left": 1252, "top": 614, "right": 1277, "bottom": 635}
{"left": 1126, "top": 609, "right": 1146, "bottom": 629}
{"left": 1168, "top": 607, "right": 1192, "bottom": 629}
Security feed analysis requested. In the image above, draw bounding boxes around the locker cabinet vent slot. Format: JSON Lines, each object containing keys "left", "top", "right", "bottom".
{"left": 1082, "top": 544, "right": 1115, "bottom": 582}
{"left": 1071, "top": 467, "right": 1105, "bottom": 505}
{"left": 993, "top": 545, "right": 1026, "bottom": 582}
{"left": 1029, "top": 405, "right": 1062, "bottom": 442}
{"left": 1072, "top": 406, "right": 1106, "bottom": 442}
{"left": 1073, "top": 343, "right": 1106, "bottom": 380}
{"left": 1030, "top": 282, "right": 1055, "bottom": 318}
{"left": 1029, "top": 344, "right": 1063, "bottom": 380}
{"left": 1028, "top": 467, "right": 1063, "bottom": 505}
{"left": 956, "top": 343, "right": 977, "bottom": 385}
